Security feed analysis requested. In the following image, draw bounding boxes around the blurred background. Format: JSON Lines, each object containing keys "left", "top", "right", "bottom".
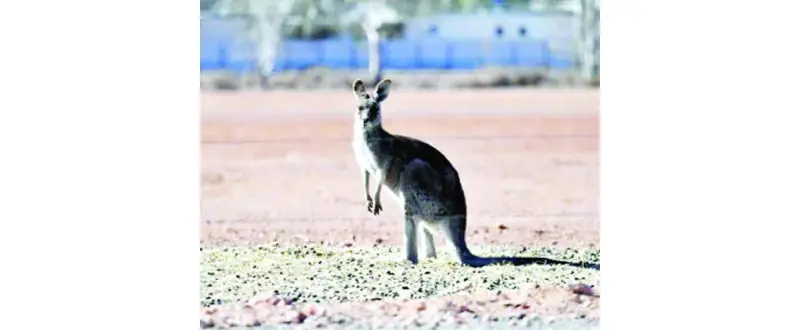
{"left": 200, "top": 0, "right": 600, "bottom": 90}
{"left": 200, "top": 0, "right": 600, "bottom": 262}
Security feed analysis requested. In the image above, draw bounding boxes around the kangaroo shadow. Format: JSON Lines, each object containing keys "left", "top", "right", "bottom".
{"left": 479, "top": 256, "right": 600, "bottom": 270}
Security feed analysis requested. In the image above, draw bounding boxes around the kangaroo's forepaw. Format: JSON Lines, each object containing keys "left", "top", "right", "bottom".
{"left": 365, "top": 196, "right": 374, "bottom": 213}
{"left": 371, "top": 200, "right": 383, "bottom": 216}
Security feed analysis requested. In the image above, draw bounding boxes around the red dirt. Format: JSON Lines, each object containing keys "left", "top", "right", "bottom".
{"left": 201, "top": 285, "right": 600, "bottom": 328}
{"left": 200, "top": 88, "right": 599, "bottom": 326}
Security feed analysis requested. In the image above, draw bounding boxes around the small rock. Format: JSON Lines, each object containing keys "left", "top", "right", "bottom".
{"left": 569, "top": 283, "right": 596, "bottom": 296}
{"left": 247, "top": 293, "right": 282, "bottom": 307}
{"left": 199, "top": 311, "right": 215, "bottom": 328}
{"left": 200, "top": 319, "right": 214, "bottom": 329}
{"left": 303, "top": 304, "right": 327, "bottom": 317}
{"left": 343, "top": 242, "right": 353, "bottom": 247}
{"left": 220, "top": 315, "right": 234, "bottom": 327}
{"left": 236, "top": 309, "right": 258, "bottom": 326}
{"left": 498, "top": 224, "right": 508, "bottom": 230}
{"left": 284, "top": 310, "right": 308, "bottom": 324}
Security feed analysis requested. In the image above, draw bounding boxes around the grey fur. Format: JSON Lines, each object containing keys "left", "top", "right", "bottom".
{"left": 350, "top": 79, "right": 599, "bottom": 269}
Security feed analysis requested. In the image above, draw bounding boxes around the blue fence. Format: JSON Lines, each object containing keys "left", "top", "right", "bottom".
{"left": 200, "top": 15, "right": 577, "bottom": 73}
{"left": 201, "top": 38, "right": 576, "bottom": 72}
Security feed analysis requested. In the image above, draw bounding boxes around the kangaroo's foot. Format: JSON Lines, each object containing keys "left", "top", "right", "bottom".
{"left": 365, "top": 195, "right": 382, "bottom": 215}
{"left": 371, "top": 199, "right": 382, "bottom": 215}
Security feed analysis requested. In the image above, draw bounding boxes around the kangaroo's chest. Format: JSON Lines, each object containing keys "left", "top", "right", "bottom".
{"left": 352, "top": 132, "right": 381, "bottom": 174}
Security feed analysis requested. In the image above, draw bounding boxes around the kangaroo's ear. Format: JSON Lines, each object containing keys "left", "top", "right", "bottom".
{"left": 374, "top": 79, "right": 392, "bottom": 103}
{"left": 352, "top": 79, "right": 368, "bottom": 100}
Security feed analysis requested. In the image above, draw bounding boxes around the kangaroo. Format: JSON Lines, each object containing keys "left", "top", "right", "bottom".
{"left": 350, "top": 78, "right": 598, "bottom": 269}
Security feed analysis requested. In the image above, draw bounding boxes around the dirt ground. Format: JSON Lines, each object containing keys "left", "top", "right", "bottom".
{"left": 200, "top": 88, "right": 599, "bottom": 327}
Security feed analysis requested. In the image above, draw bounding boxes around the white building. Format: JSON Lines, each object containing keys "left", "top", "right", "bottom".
{"left": 403, "top": 12, "right": 578, "bottom": 56}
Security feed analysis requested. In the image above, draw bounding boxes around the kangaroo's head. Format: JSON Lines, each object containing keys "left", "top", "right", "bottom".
{"left": 352, "top": 78, "right": 391, "bottom": 129}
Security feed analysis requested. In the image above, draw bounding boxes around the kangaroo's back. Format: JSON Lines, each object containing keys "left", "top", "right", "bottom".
{"left": 387, "top": 134, "right": 467, "bottom": 215}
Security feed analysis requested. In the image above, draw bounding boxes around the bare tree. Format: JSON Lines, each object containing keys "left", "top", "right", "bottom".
{"left": 209, "top": 0, "right": 297, "bottom": 86}
{"left": 343, "top": 1, "right": 401, "bottom": 85}
{"left": 528, "top": 0, "right": 598, "bottom": 85}
{"left": 579, "top": 0, "right": 599, "bottom": 84}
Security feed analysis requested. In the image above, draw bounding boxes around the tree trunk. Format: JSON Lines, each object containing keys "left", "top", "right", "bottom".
{"left": 365, "top": 29, "right": 382, "bottom": 86}
{"left": 255, "top": 22, "right": 282, "bottom": 89}
{"left": 579, "top": 0, "right": 600, "bottom": 85}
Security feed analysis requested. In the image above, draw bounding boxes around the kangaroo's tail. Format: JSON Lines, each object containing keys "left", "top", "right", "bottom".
{"left": 448, "top": 234, "right": 600, "bottom": 269}
{"left": 459, "top": 253, "right": 600, "bottom": 270}
{"left": 441, "top": 215, "right": 600, "bottom": 270}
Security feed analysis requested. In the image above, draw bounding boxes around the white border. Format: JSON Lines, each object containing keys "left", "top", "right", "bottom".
{"left": 603, "top": 0, "right": 800, "bottom": 328}
{"left": 0, "top": 0, "right": 197, "bottom": 329}
{"left": 1, "top": 0, "right": 799, "bottom": 329}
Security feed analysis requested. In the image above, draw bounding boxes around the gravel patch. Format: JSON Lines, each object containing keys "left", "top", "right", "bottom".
{"left": 200, "top": 244, "right": 600, "bottom": 328}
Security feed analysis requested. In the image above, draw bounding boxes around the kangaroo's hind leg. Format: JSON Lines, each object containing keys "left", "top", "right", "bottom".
{"left": 402, "top": 214, "right": 419, "bottom": 264}
{"left": 399, "top": 159, "right": 444, "bottom": 263}
{"left": 419, "top": 221, "right": 437, "bottom": 260}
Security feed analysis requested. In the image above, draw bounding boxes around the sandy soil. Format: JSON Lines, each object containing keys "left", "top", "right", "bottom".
{"left": 200, "top": 88, "right": 599, "bottom": 328}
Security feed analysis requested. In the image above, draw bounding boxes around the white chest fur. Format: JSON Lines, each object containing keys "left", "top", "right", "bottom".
{"left": 352, "top": 126, "right": 379, "bottom": 174}
{"left": 352, "top": 122, "right": 405, "bottom": 205}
